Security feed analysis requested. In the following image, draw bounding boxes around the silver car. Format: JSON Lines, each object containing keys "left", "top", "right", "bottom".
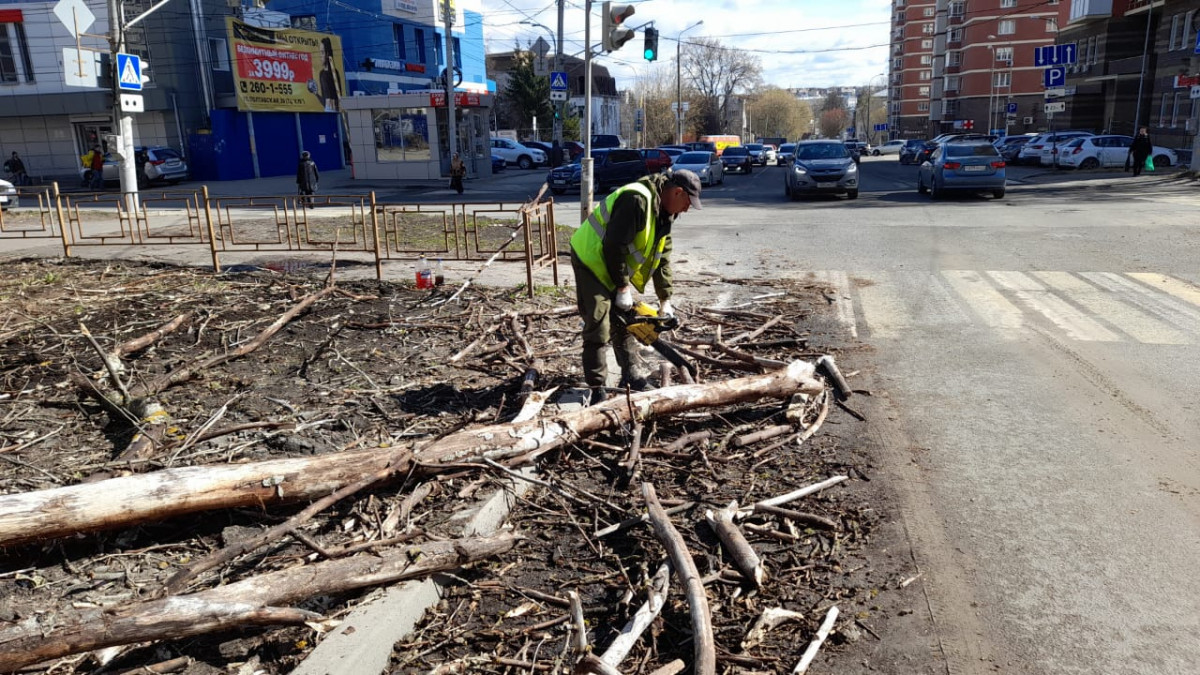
{"left": 671, "top": 151, "right": 724, "bottom": 186}
{"left": 784, "top": 141, "right": 859, "bottom": 200}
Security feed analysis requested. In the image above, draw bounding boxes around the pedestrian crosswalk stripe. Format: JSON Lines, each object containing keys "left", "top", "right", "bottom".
{"left": 1127, "top": 273, "right": 1200, "bottom": 309}
{"left": 1031, "top": 272, "right": 1190, "bottom": 345}
{"left": 941, "top": 270, "right": 1024, "bottom": 332}
{"left": 1081, "top": 272, "right": 1200, "bottom": 334}
{"left": 986, "top": 271, "right": 1120, "bottom": 342}
{"left": 829, "top": 270, "right": 1199, "bottom": 345}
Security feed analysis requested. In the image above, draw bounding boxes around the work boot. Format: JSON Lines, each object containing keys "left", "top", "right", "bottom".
{"left": 588, "top": 387, "right": 608, "bottom": 406}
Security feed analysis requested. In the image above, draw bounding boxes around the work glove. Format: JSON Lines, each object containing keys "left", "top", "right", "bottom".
{"left": 659, "top": 299, "right": 675, "bottom": 318}
{"left": 614, "top": 286, "right": 633, "bottom": 311}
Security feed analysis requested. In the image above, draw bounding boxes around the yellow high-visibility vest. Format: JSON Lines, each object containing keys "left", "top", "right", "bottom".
{"left": 569, "top": 182, "right": 666, "bottom": 293}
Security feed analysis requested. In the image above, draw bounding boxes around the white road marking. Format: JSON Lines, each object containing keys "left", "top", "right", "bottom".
{"left": 1081, "top": 272, "right": 1200, "bottom": 333}
{"left": 986, "top": 271, "right": 1120, "bottom": 342}
{"left": 941, "top": 270, "right": 1025, "bottom": 334}
{"left": 1127, "top": 273, "right": 1200, "bottom": 309}
{"left": 813, "top": 270, "right": 858, "bottom": 338}
{"left": 854, "top": 272, "right": 909, "bottom": 339}
{"left": 1032, "top": 272, "right": 1190, "bottom": 345}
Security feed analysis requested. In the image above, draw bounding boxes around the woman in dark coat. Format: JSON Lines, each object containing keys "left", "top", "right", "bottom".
{"left": 296, "top": 151, "right": 319, "bottom": 206}
{"left": 1129, "top": 127, "right": 1153, "bottom": 177}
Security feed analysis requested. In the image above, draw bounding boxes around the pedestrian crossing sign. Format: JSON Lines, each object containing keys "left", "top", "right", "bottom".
{"left": 549, "top": 71, "right": 568, "bottom": 91}
{"left": 117, "top": 53, "right": 142, "bottom": 91}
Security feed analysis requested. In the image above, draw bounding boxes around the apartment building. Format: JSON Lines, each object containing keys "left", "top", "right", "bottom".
{"left": 889, "top": 0, "right": 1062, "bottom": 138}
{"left": 1057, "top": 0, "right": 1198, "bottom": 153}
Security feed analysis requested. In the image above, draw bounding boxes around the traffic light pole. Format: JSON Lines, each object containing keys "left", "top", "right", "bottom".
{"left": 554, "top": 0, "right": 564, "bottom": 144}
{"left": 580, "top": 0, "right": 594, "bottom": 227}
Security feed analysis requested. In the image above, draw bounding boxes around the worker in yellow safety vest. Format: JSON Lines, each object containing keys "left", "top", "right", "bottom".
{"left": 568, "top": 169, "right": 702, "bottom": 405}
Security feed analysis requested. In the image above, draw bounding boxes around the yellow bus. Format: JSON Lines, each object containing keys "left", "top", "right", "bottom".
{"left": 700, "top": 135, "right": 741, "bottom": 156}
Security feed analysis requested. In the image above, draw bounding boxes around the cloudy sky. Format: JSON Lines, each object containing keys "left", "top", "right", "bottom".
{"left": 479, "top": 0, "right": 893, "bottom": 90}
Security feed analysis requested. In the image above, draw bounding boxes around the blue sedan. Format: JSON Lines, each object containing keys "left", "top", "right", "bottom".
{"left": 917, "top": 142, "right": 1006, "bottom": 199}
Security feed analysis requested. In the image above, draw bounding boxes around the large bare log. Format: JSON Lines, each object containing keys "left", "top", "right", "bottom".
{"left": 0, "top": 532, "right": 518, "bottom": 671}
{"left": 0, "top": 362, "right": 821, "bottom": 547}
{"left": 643, "top": 482, "right": 715, "bottom": 675}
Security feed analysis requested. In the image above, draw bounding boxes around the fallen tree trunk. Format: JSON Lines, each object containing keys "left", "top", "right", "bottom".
{"left": 0, "top": 362, "right": 821, "bottom": 547}
{"left": 0, "top": 532, "right": 518, "bottom": 671}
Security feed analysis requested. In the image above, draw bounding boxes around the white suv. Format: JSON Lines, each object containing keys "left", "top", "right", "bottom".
{"left": 1016, "top": 131, "right": 1093, "bottom": 166}
{"left": 490, "top": 138, "right": 547, "bottom": 169}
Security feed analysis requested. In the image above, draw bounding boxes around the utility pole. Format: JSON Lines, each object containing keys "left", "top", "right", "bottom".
{"left": 554, "top": 0, "right": 564, "bottom": 144}
{"left": 581, "top": 0, "right": 593, "bottom": 227}
{"left": 443, "top": 0, "right": 457, "bottom": 175}
{"left": 108, "top": 0, "right": 139, "bottom": 208}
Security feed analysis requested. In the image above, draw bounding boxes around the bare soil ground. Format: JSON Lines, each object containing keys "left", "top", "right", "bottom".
{"left": 0, "top": 257, "right": 940, "bottom": 674}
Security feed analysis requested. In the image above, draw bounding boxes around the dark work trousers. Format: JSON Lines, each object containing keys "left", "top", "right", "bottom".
{"left": 571, "top": 252, "right": 642, "bottom": 391}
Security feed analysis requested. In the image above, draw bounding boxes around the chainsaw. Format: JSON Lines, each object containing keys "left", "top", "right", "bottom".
{"left": 615, "top": 302, "right": 698, "bottom": 380}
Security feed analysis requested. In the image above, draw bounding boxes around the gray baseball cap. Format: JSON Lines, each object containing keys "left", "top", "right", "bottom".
{"left": 668, "top": 169, "right": 703, "bottom": 210}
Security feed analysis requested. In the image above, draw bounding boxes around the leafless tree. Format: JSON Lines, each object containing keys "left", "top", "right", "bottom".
{"left": 750, "top": 87, "right": 815, "bottom": 141}
{"left": 622, "top": 68, "right": 683, "bottom": 147}
{"left": 682, "top": 37, "right": 763, "bottom": 135}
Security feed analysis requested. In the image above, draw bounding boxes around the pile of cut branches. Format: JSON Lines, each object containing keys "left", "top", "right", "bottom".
{"left": 0, "top": 257, "right": 891, "bottom": 674}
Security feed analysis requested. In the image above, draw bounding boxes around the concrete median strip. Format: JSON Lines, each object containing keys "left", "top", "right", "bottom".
{"left": 291, "top": 468, "right": 535, "bottom": 675}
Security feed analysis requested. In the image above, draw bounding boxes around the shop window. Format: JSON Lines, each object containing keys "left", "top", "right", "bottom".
{"left": 0, "top": 20, "right": 34, "bottom": 83}
{"left": 374, "top": 108, "right": 431, "bottom": 162}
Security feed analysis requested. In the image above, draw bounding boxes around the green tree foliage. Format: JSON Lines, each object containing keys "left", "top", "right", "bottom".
{"left": 749, "top": 87, "right": 814, "bottom": 142}
{"left": 503, "top": 49, "right": 553, "bottom": 135}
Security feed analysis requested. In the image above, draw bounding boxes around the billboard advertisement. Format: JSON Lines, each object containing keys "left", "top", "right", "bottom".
{"left": 227, "top": 18, "right": 347, "bottom": 113}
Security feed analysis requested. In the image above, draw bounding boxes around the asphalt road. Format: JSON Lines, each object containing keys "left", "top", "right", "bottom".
{"left": 541, "top": 157, "right": 1200, "bottom": 674}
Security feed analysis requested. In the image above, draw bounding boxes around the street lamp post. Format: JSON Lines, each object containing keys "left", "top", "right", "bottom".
{"left": 986, "top": 35, "right": 997, "bottom": 135}
{"left": 676, "top": 20, "right": 703, "bottom": 145}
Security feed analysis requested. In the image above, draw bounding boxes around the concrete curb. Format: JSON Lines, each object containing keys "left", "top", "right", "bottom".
{"left": 290, "top": 468, "right": 536, "bottom": 675}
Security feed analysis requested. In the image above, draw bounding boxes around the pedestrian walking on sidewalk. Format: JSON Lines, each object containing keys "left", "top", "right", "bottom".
{"left": 84, "top": 145, "right": 105, "bottom": 190}
{"left": 569, "top": 170, "right": 702, "bottom": 405}
{"left": 449, "top": 153, "right": 466, "bottom": 195}
{"left": 296, "top": 151, "right": 319, "bottom": 207}
{"left": 1129, "top": 127, "right": 1153, "bottom": 177}
{"left": 4, "top": 152, "right": 29, "bottom": 186}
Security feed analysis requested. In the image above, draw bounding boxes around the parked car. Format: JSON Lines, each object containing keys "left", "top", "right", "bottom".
{"left": 522, "top": 140, "right": 553, "bottom": 158}
{"left": 915, "top": 142, "right": 939, "bottom": 165}
{"left": 1055, "top": 135, "right": 1178, "bottom": 170}
{"left": 490, "top": 137, "right": 547, "bottom": 169}
{"left": 917, "top": 141, "right": 1006, "bottom": 199}
{"left": 719, "top": 146, "right": 753, "bottom": 174}
{"left": 564, "top": 141, "right": 586, "bottom": 161}
{"left": 1037, "top": 131, "right": 1097, "bottom": 166}
{"left": 874, "top": 139, "right": 906, "bottom": 156}
{"left": 0, "top": 178, "right": 17, "bottom": 210}
{"left": 671, "top": 151, "right": 724, "bottom": 186}
{"left": 898, "top": 139, "right": 927, "bottom": 165}
{"left": 844, "top": 140, "right": 870, "bottom": 158}
{"left": 1015, "top": 131, "right": 1091, "bottom": 166}
{"left": 784, "top": 140, "right": 859, "bottom": 200}
{"left": 79, "top": 146, "right": 189, "bottom": 186}
{"left": 744, "top": 143, "right": 768, "bottom": 165}
{"left": 776, "top": 143, "right": 796, "bottom": 166}
{"left": 139, "top": 146, "right": 189, "bottom": 184}
{"left": 546, "top": 148, "right": 647, "bottom": 194}
{"left": 994, "top": 134, "right": 1036, "bottom": 162}
{"left": 491, "top": 153, "right": 506, "bottom": 173}
{"left": 591, "top": 134, "right": 625, "bottom": 149}
{"left": 639, "top": 148, "right": 674, "bottom": 173}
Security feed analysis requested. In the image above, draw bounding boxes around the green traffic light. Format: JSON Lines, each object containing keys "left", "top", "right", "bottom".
{"left": 644, "top": 48, "right": 654, "bottom": 59}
